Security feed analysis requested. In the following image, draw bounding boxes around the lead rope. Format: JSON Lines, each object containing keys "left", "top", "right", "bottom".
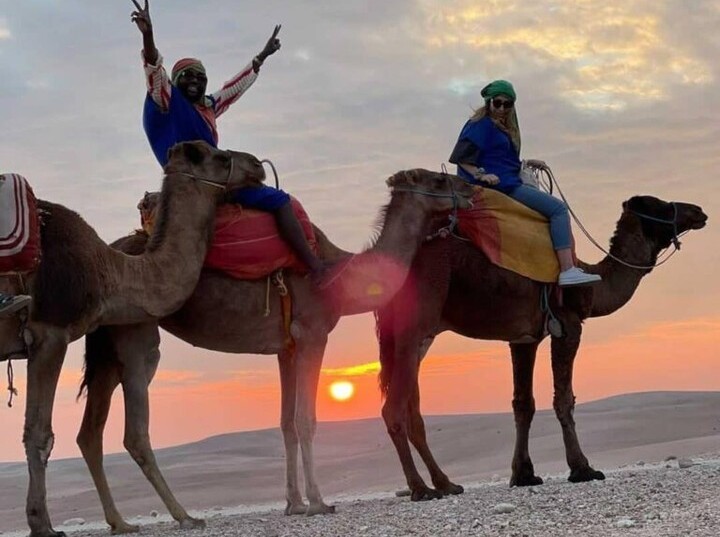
{"left": 539, "top": 166, "right": 684, "bottom": 270}
{"left": 7, "top": 360, "right": 17, "bottom": 408}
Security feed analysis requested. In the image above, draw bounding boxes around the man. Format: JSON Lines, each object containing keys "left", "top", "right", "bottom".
{"left": 131, "top": 0, "right": 327, "bottom": 279}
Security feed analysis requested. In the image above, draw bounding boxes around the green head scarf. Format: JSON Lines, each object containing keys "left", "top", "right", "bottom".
{"left": 480, "top": 80, "right": 517, "bottom": 102}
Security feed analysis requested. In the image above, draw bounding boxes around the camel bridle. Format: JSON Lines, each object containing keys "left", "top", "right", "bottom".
{"left": 167, "top": 150, "right": 236, "bottom": 190}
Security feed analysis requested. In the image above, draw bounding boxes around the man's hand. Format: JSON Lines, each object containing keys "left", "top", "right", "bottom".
{"left": 257, "top": 25, "right": 282, "bottom": 62}
{"left": 131, "top": 0, "right": 152, "bottom": 35}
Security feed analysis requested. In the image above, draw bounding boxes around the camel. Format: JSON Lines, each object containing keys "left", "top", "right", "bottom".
{"left": 375, "top": 194, "right": 707, "bottom": 501}
{"left": 76, "top": 169, "right": 477, "bottom": 533}
{"left": 0, "top": 141, "right": 264, "bottom": 537}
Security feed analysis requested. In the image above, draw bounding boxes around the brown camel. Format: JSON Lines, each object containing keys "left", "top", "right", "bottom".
{"left": 0, "top": 141, "right": 264, "bottom": 537}
{"left": 74, "top": 170, "right": 477, "bottom": 533}
{"left": 375, "top": 195, "right": 707, "bottom": 501}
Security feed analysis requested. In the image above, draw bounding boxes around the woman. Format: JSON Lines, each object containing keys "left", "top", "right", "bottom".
{"left": 449, "top": 80, "right": 600, "bottom": 287}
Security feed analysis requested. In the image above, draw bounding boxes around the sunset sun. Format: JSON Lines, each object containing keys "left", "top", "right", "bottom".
{"left": 329, "top": 381, "right": 355, "bottom": 402}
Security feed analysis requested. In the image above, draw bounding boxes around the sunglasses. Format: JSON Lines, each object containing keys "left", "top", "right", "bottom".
{"left": 491, "top": 99, "right": 514, "bottom": 110}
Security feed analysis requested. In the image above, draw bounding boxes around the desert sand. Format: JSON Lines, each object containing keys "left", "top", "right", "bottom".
{"left": 2, "top": 391, "right": 720, "bottom": 536}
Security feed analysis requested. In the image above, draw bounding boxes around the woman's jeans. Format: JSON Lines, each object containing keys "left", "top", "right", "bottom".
{"left": 508, "top": 184, "right": 572, "bottom": 250}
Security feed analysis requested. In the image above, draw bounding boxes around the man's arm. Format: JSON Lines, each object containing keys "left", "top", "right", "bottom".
{"left": 212, "top": 25, "right": 282, "bottom": 118}
{"left": 131, "top": 0, "right": 171, "bottom": 110}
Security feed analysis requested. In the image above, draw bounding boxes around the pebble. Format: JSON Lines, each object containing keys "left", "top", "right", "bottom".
{"left": 678, "top": 458, "right": 697, "bottom": 469}
{"left": 492, "top": 503, "right": 517, "bottom": 514}
{"left": 150, "top": 510, "right": 159, "bottom": 518}
{"left": 62, "top": 518, "right": 85, "bottom": 526}
{"left": 615, "top": 518, "right": 635, "bottom": 528}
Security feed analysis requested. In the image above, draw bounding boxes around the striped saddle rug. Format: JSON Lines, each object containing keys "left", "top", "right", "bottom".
{"left": 0, "top": 173, "right": 41, "bottom": 274}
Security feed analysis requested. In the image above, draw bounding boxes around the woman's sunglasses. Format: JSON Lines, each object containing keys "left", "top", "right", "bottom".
{"left": 492, "top": 99, "right": 514, "bottom": 110}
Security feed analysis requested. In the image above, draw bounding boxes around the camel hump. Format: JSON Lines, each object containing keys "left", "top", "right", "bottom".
{"left": 0, "top": 173, "right": 41, "bottom": 274}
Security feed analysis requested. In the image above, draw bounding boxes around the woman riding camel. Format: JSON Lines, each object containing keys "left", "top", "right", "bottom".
{"left": 449, "top": 79, "right": 601, "bottom": 287}
{"left": 130, "top": 0, "right": 327, "bottom": 280}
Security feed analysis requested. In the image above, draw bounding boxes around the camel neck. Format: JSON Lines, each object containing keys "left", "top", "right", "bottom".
{"left": 372, "top": 194, "right": 429, "bottom": 263}
{"left": 113, "top": 175, "right": 218, "bottom": 320}
{"left": 587, "top": 215, "right": 657, "bottom": 318}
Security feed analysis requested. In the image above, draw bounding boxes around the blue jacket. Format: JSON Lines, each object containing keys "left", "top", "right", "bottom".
{"left": 143, "top": 92, "right": 217, "bottom": 167}
{"left": 449, "top": 116, "right": 522, "bottom": 194}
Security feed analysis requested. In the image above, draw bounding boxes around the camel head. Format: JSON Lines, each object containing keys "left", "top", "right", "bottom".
{"left": 623, "top": 195, "right": 707, "bottom": 249}
{"left": 386, "top": 169, "right": 477, "bottom": 210}
{"left": 165, "top": 141, "right": 265, "bottom": 192}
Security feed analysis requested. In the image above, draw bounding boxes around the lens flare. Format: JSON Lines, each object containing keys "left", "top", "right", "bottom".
{"left": 329, "top": 380, "right": 355, "bottom": 402}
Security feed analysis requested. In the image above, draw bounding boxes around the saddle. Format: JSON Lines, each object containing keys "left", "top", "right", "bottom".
{"left": 0, "top": 174, "right": 41, "bottom": 275}
{"left": 138, "top": 192, "right": 317, "bottom": 280}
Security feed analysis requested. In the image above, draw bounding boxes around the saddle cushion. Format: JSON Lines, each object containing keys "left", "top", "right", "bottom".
{"left": 140, "top": 195, "right": 316, "bottom": 280}
{"left": 457, "top": 189, "right": 561, "bottom": 283}
{"left": 0, "top": 174, "right": 41, "bottom": 274}
{"left": 204, "top": 197, "right": 317, "bottom": 279}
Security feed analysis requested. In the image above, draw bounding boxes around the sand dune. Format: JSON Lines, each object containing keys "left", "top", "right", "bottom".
{"left": 1, "top": 390, "right": 719, "bottom": 533}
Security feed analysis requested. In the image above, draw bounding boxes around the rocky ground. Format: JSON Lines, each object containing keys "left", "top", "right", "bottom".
{"left": 41, "top": 454, "right": 720, "bottom": 537}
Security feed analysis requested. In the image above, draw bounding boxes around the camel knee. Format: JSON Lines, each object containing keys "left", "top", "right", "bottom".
{"left": 512, "top": 397, "right": 536, "bottom": 423}
{"left": 553, "top": 395, "right": 576, "bottom": 426}
{"left": 123, "top": 434, "right": 150, "bottom": 467}
{"left": 382, "top": 403, "right": 407, "bottom": 437}
{"left": 76, "top": 428, "right": 97, "bottom": 455}
{"left": 295, "top": 416, "right": 316, "bottom": 441}
{"left": 23, "top": 428, "right": 55, "bottom": 466}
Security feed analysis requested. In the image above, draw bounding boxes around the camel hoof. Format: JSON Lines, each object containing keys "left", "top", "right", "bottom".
{"left": 568, "top": 467, "right": 606, "bottom": 483}
{"left": 306, "top": 503, "right": 336, "bottom": 516}
{"left": 410, "top": 486, "right": 444, "bottom": 502}
{"left": 284, "top": 501, "right": 308, "bottom": 516}
{"left": 111, "top": 522, "right": 140, "bottom": 534}
{"left": 436, "top": 482, "right": 464, "bottom": 496}
{"left": 30, "top": 531, "right": 66, "bottom": 537}
{"left": 178, "top": 516, "right": 206, "bottom": 530}
{"left": 510, "top": 474, "right": 544, "bottom": 487}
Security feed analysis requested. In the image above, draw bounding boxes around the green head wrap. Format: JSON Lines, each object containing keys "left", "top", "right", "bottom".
{"left": 480, "top": 80, "right": 517, "bottom": 102}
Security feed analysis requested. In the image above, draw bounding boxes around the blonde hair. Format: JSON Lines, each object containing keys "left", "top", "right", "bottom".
{"left": 470, "top": 103, "right": 521, "bottom": 153}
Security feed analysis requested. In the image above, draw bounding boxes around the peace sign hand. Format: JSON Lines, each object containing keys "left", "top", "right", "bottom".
{"left": 258, "top": 25, "right": 282, "bottom": 61}
{"left": 130, "top": 0, "right": 152, "bottom": 35}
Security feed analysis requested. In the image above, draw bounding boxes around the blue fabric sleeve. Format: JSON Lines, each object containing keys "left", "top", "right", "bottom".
{"left": 228, "top": 185, "right": 291, "bottom": 212}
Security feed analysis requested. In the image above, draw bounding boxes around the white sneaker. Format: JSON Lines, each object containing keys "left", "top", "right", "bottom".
{"left": 558, "top": 267, "right": 602, "bottom": 287}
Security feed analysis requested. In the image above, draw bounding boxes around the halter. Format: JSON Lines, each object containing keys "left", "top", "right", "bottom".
{"left": 630, "top": 202, "right": 682, "bottom": 250}
{"left": 167, "top": 152, "right": 235, "bottom": 190}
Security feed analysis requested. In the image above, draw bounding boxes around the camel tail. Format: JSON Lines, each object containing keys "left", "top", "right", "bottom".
{"left": 77, "top": 326, "right": 117, "bottom": 400}
{"left": 375, "top": 305, "right": 396, "bottom": 399}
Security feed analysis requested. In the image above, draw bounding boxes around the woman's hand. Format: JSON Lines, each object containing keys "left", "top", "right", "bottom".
{"left": 131, "top": 0, "right": 152, "bottom": 35}
{"left": 475, "top": 171, "right": 500, "bottom": 186}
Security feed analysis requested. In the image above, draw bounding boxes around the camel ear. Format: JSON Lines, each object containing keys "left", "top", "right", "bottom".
{"left": 182, "top": 142, "right": 206, "bottom": 165}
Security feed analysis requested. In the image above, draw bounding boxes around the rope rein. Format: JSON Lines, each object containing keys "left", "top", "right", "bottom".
{"left": 538, "top": 167, "right": 684, "bottom": 270}
{"left": 168, "top": 153, "right": 235, "bottom": 190}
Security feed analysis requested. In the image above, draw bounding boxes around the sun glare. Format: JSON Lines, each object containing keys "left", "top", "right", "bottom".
{"left": 329, "top": 381, "right": 355, "bottom": 402}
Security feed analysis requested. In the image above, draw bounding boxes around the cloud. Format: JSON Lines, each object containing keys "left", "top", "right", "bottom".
{"left": 416, "top": 0, "right": 714, "bottom": 110}
{"left": 0, "top": 18, "right": 10, "bottom": 40}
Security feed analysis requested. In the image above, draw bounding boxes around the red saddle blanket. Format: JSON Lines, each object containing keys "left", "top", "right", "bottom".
{"left": 140, "top": 196, "right": 316, "bottom": 280}
{"left": 0, "top": 174, "right": 41, "bottom": 274}
{"left": 205, "top": 198, "right": 317, "bottom": 279}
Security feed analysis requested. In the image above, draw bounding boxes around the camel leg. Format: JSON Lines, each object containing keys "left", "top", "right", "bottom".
{"left": 116, "top": 324, "right": 205, "bottom": 529}
{"left": 77, "top": 357, "right": 139, "bottom": 534}
{"left": 382, "top": 339, "right": 441, "bottom": 502}
{"left": 23, "top": 329, "right": 68, "bottom": 537}
{"left": 294, "top": 335, "right": 335, "bottom": 516}
{"left": 277, "top": 349, "right": 307, "bottom": 515}
{"left": 509, "top": 342, "right": 543, "bottom": 487}
{"left": 550, "top": 325, "right": 605, "bottom": 483}
{"left": 406, "top": 380, "right": 463, "bottom": 496}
